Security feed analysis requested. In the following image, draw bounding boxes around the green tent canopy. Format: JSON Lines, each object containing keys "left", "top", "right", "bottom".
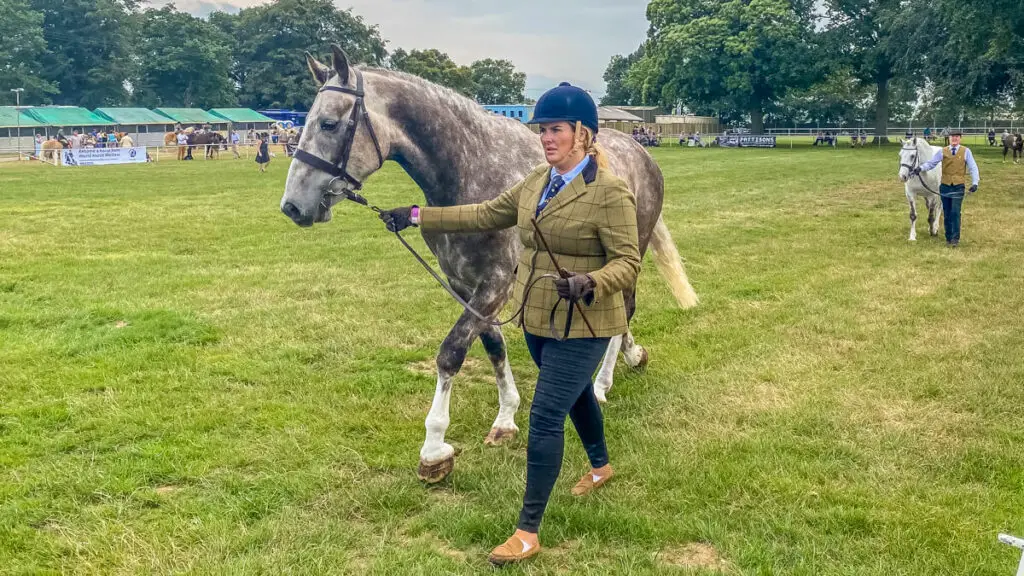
{"left": 0, "top": 107, "right": 45, "bottom": 129}
{"left": 94, "top": 108, "right": 174, "bottom": 125}
{"left": 208, "top": 108, "right": 276, "bottom": 123}
{"left": 153, "top": 108, "right": 223, "bottom": 124}
{"left": 23, "top": 107, "right": 113, "bottom": 126}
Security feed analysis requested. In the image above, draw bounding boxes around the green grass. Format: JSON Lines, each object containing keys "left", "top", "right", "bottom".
{"left": 1, "top": 145, "right": 1023, "bottom": 575}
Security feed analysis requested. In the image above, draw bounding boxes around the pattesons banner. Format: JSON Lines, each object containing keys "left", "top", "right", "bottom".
{"left": 716, "top": 135, "right": 777, "bottom": 148}
{"left": 61, "top": 147, "right": 147, "bottom": 166}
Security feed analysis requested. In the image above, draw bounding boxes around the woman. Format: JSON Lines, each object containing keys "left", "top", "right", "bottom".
{"left": 379, "top": 82, "right": 641, "bottom": 566}
{"left": 255, "top": 133, "right": 270, "bottom": 172}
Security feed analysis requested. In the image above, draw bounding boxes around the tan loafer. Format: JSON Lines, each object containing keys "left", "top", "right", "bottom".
{"left": 572, "top": 466, "right": 614, "bottom": 496}
{"left": 488, "top": 535, "right": 541, "bottom": 565}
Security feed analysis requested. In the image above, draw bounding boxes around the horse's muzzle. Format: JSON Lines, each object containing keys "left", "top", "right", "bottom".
{"left": 282, "top": 201, "right": 315, "bottom": 227}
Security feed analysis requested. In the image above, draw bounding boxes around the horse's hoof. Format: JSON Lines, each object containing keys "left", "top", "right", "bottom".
{"left": 624, "top": 346, "right": 648, "bottom": 372}
{"left": 633, "top": 347, "right": 649, "bottom": 371}
{"left": 418, "top": 455, "right": 455, "bottom": 484}
{"left": 484, "top": 427, "right": 517, "bottom": 446}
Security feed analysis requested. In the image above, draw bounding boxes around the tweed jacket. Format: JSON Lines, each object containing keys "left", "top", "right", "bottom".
{"left": 418, "top": 157, "right": 641, "bottom": 339}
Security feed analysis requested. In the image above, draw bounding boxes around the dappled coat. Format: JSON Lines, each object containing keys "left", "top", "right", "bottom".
{"left": 418, "top": 158, "right": 641, "bottom": 338}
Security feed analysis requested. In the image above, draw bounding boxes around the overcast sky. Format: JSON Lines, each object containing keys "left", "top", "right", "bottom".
{"left": 153, "top": 0, "right": 651, "bottom": 98}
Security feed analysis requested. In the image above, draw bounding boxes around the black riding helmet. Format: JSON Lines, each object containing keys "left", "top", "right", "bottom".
{"left": 528, "top": 82, "right": 599, "bottom": 134}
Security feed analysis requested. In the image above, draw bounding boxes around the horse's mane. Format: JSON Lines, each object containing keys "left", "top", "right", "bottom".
{"left": 362, "top": 67, "right": 530, "bottom": 133}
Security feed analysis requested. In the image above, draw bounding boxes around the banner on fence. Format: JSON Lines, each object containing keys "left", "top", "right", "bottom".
{"left": 716, "top": 135, "right": 777, "bottom": 148}
{"left": 61, "top": 147, "right": 147, "bottom": 166}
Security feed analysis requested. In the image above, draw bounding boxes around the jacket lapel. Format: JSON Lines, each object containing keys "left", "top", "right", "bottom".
{"left": 536, "top": 157, "right": 598, "bottom": 222}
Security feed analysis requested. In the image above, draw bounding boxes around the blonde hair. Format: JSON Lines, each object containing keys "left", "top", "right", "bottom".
{"left": 573, "top": 121, "right": 609, "bottom": 169}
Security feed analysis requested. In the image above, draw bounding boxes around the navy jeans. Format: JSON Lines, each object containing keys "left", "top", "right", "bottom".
{"left": 940, "top": 184, "right": 965, "bottom": 243}
{"left": 518, "top": 332, "right": 611, "bottom": 532}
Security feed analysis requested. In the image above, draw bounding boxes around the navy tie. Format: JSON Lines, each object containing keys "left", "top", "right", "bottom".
{"left": 537, "top": 174, "right": 565, "bottom": 215}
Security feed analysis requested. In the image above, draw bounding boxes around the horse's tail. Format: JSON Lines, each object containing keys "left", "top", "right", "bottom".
{"left": 649, "top": 215, "right": 698, "bottom": 309}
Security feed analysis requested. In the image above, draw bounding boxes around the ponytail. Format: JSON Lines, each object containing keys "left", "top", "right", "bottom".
{"left": 574, "top": 121, "right": 609, "bottom": 170}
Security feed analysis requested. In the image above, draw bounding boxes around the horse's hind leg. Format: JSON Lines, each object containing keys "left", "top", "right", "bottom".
{"left": 926, "top": 194, "right": 941, "bottom": 237}
{"left": 480, "top": 326, "right": 520, "bottom": 446}
{"left": 594, "top": 335, "right": 622, "bottom": 404}
{"left": 594, "top": 289, "right": 646, "bottom": 403}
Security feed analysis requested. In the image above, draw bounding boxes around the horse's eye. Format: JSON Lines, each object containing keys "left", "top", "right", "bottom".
{"left": 320, "top": 120, "right": 338, "bottom": 131}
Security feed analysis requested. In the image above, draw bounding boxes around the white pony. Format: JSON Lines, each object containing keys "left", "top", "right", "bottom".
{"left": 897, "top": 137, "right": 943, "bottom": 241}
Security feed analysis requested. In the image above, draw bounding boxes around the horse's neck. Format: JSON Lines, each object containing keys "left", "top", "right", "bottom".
{"left": 370, "top": 70, "right": 540, "bottom": 206}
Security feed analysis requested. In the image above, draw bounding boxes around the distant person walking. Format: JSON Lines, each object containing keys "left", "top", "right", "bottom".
{"left": 255, "top": 133, "right": 270, "bottom": 173}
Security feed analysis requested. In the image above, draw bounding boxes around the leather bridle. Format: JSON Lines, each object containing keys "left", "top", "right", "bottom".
{"left": 292, "top": 68, "right": 385, "bottom": 209}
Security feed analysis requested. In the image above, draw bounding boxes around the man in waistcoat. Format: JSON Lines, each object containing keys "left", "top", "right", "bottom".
{"left": 913, "top": 129, "right": 980, "bottom": 247}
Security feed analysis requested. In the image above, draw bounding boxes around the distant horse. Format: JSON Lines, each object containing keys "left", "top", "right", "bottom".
{"left": 897, "top": 138, "right": 943, "bottom": 241}
{"left": 40, "top": 139, "right": 63, "bottom": 163}
{"left": 281, "top": 46, "right": 699, "bottom": 483}
{"left": 191, "top": 132, "right": 228, "bottom": 159}
{"left": 1002, "top": 132, "right": 1023, "bottom": 163}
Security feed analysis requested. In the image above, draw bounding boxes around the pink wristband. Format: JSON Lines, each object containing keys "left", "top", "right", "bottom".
{"left": 411, "top": 206, "right": 420, "bottom": 224}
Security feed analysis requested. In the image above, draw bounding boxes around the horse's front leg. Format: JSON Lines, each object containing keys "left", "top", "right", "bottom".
{"left": 419, "top": 310, "right": 479, "bottom": 483}
{"left": 419, "top": 273, "right": 515, "bottom": 482}
{"left": 480, "top": 325, "right": 520, "bottom": 445}
{"left": 906, "top": 190, "right": 918, "bottom": 241}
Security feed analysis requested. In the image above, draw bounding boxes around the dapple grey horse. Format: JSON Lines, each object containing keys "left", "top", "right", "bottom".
{"left": 280, "top": 46, "right": 698, "bottom": 483}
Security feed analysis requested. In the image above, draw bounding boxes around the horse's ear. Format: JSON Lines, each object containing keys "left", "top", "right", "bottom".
{"left": 306, "top": 52, "right": 332, "bottom": 85}
{"left": 331, "top": 44, "right": 351, "bottom": 85}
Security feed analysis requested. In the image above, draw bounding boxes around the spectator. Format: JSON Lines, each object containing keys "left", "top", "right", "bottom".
{"left": 255, "top": 133, "right": 270, "bottom": 173}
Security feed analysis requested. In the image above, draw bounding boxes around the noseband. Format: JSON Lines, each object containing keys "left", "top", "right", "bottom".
{"left": 292, "top": 68, "right": 385, "bottom": 203}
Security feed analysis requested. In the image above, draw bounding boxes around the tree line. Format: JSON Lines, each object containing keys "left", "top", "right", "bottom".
{"left": 0, "top": 0, "right": 527, "bottom": 111}
{"left": 602, "top": 0, "right": 1023, "bottom": 137}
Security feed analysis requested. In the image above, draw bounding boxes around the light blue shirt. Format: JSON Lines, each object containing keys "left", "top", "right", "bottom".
{"left": 539, "top": 155, "right": 590, "bottom": 209}
{"left": 919, "top": 145, "right": 980, "bottom": 186}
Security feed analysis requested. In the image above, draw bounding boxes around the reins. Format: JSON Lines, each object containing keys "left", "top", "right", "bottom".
{"left": 336, "top": 189, "right": 588, "bottom": 340}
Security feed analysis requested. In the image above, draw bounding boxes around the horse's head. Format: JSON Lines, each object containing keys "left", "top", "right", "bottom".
{"left": 897, "top": 138, "right": 920, "bottom": 183}
{"left": 281, "top": 46, "right": 392, "bottom": 227}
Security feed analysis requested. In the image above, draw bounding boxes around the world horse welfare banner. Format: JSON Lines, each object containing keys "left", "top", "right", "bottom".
{"left": 716, "top": 135, "right": 777, "bottom": 148}
{"left": 61, "top": 147, "right": 147, "bottom": 166}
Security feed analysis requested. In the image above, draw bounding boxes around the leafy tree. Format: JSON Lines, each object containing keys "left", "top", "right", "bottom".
{"left": 29, "top": 0, "right": 137, "bottom": 107}
{"left": 134, "top": 6, "right": 236, "bottom": 108}
{"left": 600, "top": 45, "right": 644, "bottom": 106}
{"left": 221, "top": 0, "right": 387, "bottom": 110}
{"left": 821, "top": 0, "right": 931, "bottom": 141}
{"left": 389, "top": 48, "right": 476, "bottom": 97}
{"left": 0, "top": 0, "right": 56, "bottom": 104}
{"left": 632, "top": 0, "right": 816, "bottom": 134}
{"left": 924, "top": 0, "right": 1023, "bottom": 114}
{"left": 776, "top": 69, "right": 873, "bottom": 127}
{"left": 470, "top": 58, "right": 525, "bottom": 104}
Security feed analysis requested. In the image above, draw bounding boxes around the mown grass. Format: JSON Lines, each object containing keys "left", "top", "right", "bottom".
{"left": 1, "top": 144, "right": 1023, "bottom": 575}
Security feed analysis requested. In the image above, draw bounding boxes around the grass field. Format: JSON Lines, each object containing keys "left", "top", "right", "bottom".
{"left": 2, "top": 144, "right": 1023, "bottom": 575}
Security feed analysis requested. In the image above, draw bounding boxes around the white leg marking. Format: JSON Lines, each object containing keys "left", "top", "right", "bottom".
{"left": 489, "top": 358, "right": 520, "bottom": 434}
{"left": 420, "top": 370, "right": 455, "bottom": 464}
{"left": 594, "top": 335, "right": 623, "bottom": 404}
{"left": 906, "top": 188, "right": 917, "bottom": 241}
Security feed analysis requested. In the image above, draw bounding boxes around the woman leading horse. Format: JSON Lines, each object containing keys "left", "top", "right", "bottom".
{"left": 380, "top": 84, "right": 639, "bottom": 566}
